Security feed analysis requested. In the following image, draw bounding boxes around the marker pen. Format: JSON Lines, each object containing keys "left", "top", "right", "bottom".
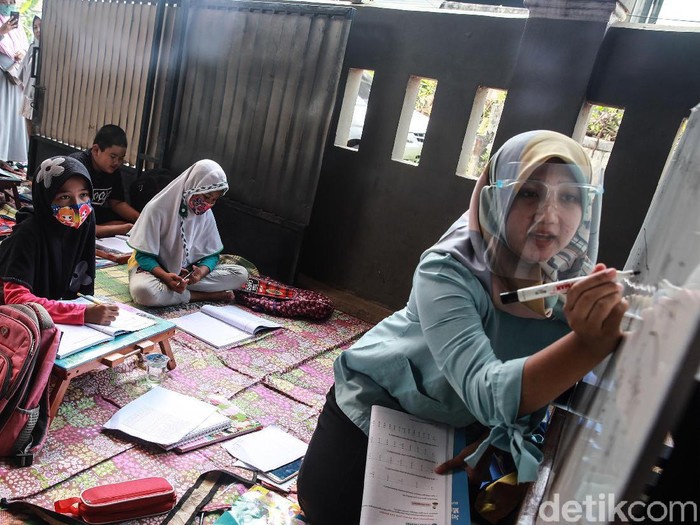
{"left": 500, "top": 270, "right": 640, "bottom": 304}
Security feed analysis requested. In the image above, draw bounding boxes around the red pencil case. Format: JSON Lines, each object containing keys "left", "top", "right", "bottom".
{"left": 54, "top": 477, "right": 176, "bottom": 524}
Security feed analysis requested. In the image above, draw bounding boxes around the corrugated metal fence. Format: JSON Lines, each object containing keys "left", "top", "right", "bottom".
{"left": 40, "top": 0, "right": 175, "bottom": 167}
{"left": 169, "top": 1, "right": 353, "bottom": 224}
{"left": 37, "top": 0, "right": 353, "bottom": 227}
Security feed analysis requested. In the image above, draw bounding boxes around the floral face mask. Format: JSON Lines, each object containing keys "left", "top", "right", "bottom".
{"left": 52, "top": 202, "right": 92, "bottom": 229}
{"left": 188, "top": 194, "right": 213, "bottom": 215}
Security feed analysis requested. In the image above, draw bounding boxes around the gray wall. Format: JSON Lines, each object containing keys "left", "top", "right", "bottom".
{"left": 301, "top": 7, "right": 700, "bottom": 310}
{"left": 302, "top": 8, "right": 523, "bottom": 308}
{"left": 587, "top": 26, "right": 700, "bottom": 272}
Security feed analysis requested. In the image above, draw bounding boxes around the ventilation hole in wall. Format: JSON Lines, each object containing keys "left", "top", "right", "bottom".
{"left": 334, "top": 68, "right": 375, "bottom": 151}
{"left": 456, "top": 86, "right": 507, "bottom": 179}
{"left": 391, "top": 76, "right": 436, "bottom": 166}
{"left": 574, "top": 102, "right": 625, "bottom": 183}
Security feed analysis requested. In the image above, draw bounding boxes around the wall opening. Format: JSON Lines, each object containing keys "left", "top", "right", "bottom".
{"left": 574, "top": 102, "right": 625, "bottom": 181}
{"left": 391, "top": 76, "right": 436, "bottom": 165}
{"left": 334, "top": 69, "right": 375, "bottom": 150}
{"left": 456, "top": 86, "right": 507, "bottom": 179}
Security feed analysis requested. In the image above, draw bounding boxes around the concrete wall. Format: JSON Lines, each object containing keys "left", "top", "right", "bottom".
{"left": 300, "top": 6, "right": 700, "bottom": 310}
{"left": 301, "top": 7, "right": 524, "bottom": 309}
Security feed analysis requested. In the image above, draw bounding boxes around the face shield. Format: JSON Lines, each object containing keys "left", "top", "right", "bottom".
{"left": 479, "top": 160, "right": 603, "bottom": 283}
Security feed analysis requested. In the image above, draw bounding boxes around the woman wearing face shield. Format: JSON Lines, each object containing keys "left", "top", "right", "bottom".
{"left": 297, "top": 130, "right": 627, "bottom": 524}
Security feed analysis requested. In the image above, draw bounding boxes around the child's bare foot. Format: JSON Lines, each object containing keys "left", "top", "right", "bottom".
{"left": 189, "top": 290, "right": 234, "bottom": 303}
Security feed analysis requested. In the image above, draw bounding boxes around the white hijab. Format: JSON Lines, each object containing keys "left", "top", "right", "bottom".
{"left": 128, "top": 159, "right": 229, "bottom": 273}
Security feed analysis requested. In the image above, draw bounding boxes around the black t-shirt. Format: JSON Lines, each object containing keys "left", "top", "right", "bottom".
{"left": 70, "top": 150, "right": 125, "bottom": 224}
{"left": 70, "top": 149, "right": 125, "bottom": 206}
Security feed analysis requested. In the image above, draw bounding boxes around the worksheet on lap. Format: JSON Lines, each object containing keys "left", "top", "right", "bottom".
{"left": 360, "top": 405, "right": 466, "bottom": 525}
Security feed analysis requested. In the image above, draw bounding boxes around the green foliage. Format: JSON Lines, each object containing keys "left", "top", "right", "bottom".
{"left": 415, "top": 78, "right": 437, "bottom": 116}
{"left": 585, "top": 105, "right": 624, "bottom": 141}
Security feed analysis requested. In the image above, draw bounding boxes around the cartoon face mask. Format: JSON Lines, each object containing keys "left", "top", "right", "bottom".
{"left": 187, "top": 194, "right": 213, "bottom": 215}
{"left": 51, "top": 202, "right": 92, "bottom": 229}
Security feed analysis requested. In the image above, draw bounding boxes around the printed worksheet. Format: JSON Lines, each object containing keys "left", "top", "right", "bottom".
{"left": 360, "top": 406, "right": 469, "bottom": 525}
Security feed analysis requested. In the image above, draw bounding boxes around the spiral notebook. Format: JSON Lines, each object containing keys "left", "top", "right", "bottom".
{"left": 160, "top": 411, "right": 232, "bottom": 451}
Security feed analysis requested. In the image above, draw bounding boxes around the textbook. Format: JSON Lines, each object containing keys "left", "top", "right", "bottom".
{"left": 56, "top": 300, "right": 158, "bottom": 359}
{"left": 360, "top": 405, "right": 470, "bottom": 525}
{"left": 172, "top": 304, "right": 282, "bottom": 349}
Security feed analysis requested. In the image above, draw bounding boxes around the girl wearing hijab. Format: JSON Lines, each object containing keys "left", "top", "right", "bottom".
{"left": 0, "top": 156, "right": 118, "bottom": 325}
{"left": 0, "top": 0, "right": 28, "bottom": 162}
{"left": 296, "top": 130, "right": 627, "bottom": 524}
{"left": 127, "top": 159, "right": 248, "bottom": 306}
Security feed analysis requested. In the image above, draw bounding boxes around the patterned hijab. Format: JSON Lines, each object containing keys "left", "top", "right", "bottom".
{"left": 0, "top": 157, "right": 96, "bottom": 300}
{"left": 128, "top": 159, "right": 229, "bottom": 273}
{"left": 429, "top": 130, "right": 600, "bottom": 317}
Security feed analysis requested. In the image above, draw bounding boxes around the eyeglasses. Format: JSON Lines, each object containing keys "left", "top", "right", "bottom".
{"left": 495, "top": 179, "right": 603, "bottom": 209}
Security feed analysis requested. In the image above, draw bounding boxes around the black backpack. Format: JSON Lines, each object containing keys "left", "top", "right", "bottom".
{"left": 129, "top": 168, "right": 175, "bottom": 212}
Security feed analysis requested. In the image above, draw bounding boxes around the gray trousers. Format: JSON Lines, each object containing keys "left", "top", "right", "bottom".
{"left": 128, "top": 264, "right": 248, "bottom": 307}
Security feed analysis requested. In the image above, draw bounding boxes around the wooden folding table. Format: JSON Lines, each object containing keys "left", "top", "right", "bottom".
{"left": 49, "top": 315, "right": 177, "bottom": 418}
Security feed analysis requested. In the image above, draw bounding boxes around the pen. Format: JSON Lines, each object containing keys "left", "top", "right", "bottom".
{"left": 500, "top": 270, "right": 640, "bottom": 304}
{"left": 77, "top": 292, "right": 105, "bottom": 305}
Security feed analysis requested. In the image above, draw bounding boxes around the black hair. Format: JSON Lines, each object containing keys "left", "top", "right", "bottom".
{"left": 33, "top": 15, "right": 41, "bottom": 25}
{"left": 93, "top": 125, "right": 128, "bottom": 150}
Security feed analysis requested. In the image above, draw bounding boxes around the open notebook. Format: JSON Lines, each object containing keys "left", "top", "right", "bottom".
{"left": 172, "top": 304, "right": 281, "bottom": 349}
{"left": 103, "top": 386, "right": 219, "bottom": 446}
{"left": 56, "top": 299, "right": 157, "bottom": 359}
{"left": 95, "top": 235, "right": 132, "bottom": 255}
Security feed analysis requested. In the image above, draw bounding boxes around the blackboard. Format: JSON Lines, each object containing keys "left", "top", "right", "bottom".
{"left": 535, "top": 103, "right": 700, "bottom": 524}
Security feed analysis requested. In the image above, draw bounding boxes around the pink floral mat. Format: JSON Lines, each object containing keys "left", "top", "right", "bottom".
{"left": 0, "top": 266, "right": 373, "bottom": 522}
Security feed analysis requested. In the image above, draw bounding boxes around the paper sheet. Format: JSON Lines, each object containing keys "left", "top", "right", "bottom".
{"left": 222, "top": 426, "right": 307, "bottom": 472}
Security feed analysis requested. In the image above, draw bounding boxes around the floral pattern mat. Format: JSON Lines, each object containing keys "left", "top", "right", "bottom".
{"left": 1, "top": 265, "right": 373, "bottom": 523}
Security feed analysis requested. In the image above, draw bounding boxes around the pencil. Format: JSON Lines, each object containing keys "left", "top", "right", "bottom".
{"left": 77, "top": 292, "right": 105, "bottom": 305}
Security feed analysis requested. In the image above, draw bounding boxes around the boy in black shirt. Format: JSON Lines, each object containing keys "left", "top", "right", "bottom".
{"left": 70, "top": 125, "right": 140, "bottom": 237}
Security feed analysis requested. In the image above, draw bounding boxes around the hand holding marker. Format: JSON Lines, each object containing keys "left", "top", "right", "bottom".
{"left": 499, "top": 270, "right": 640, "bottom": 304}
